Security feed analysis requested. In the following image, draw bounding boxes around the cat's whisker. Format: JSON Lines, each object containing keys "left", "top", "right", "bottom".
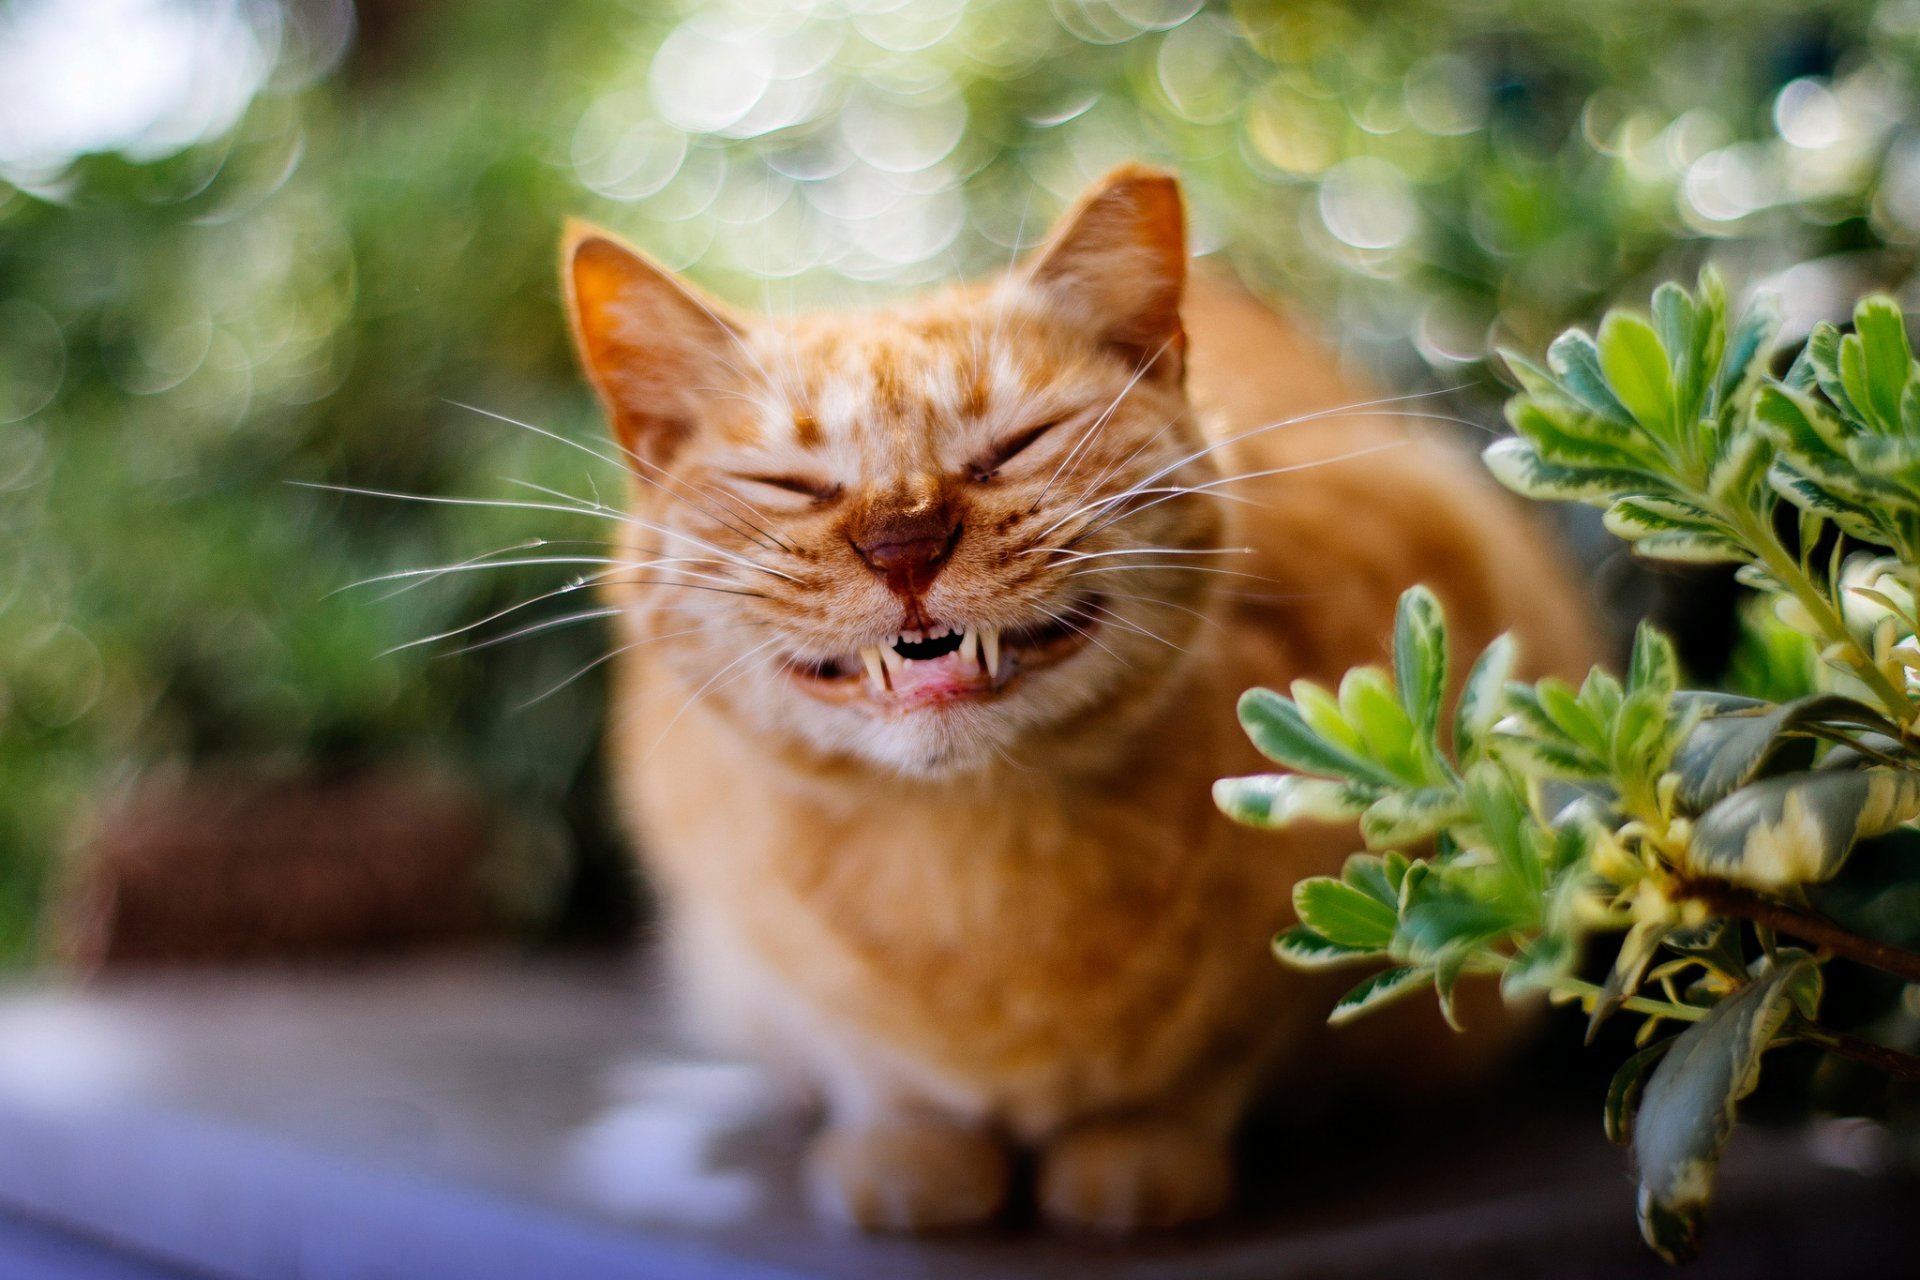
{"left": 1059, "top": 489, "right": 1284, "bottom": 549}
{"left": 1092, "top": 589, "right": 1227, "bottom": 631}
{"left": 641, "top": 634, "right": 787, "bottom": 758}
{"left": 294, "top": 479, "right": 635, "bottom": 525}
{"left": 1034, "top": 603, "right": 1134, "bottom": 670}
{"left": 351, "top": 554, "right": 744, "bottom": 592}
{"left": 448, "top": 400, "right": 798, "bottom": 555}
{"left": 446, "top": 606, "right": 624, "bottom": 655}
{"left": 332, "top": 536, "right": 572, "bottom": 600}
{"left": 382, "top": 565, "right": 639, "bottom": 654}
{"left": 496, "top": 475, "right": 805, "bottom": 585}
{"left": 1027, "top": 337, "right": 1173, "bottom": 514}
{"left": 1063, "top": 563, "right": 1292, "bottom": 585}
{"left": 506, "top": 460, "right": 791, "bottom": 560}
{"left": 1018, "top": 545, "right": 1253, "bottom": 562}
{"left": 1216, "top": 588, "right": 1319, "bottom": 602}
{"left": 1076, "top": 599, "right": 1190, "bottom": 655}
{"left": 634, "top": 457, "right": 798, "bottom": 556}
{"left": 1099, "top": 389, "right": 1466, "bottom": 508}
{"left": 1044, "top": 389, "right": 1468, "bottom": 548}
{"left": 517, "top": 621, "right": 771, "bottom": 711}
{"left": 1047, "top": 432, "right": 1407, "bottom": 536}
{"left": 1045, "top": 440, "right": 1407, "bottom": 547}
{"left": 1058, "top": 409, "right": 1186, "bottom": 523}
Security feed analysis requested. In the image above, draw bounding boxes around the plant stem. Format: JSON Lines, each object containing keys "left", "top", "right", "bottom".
{"left": 1673, "top": 876, "right": 1920, "bottom": 985}
{"left": 1551, "top": 974, "right": 1706, "bottom": 1023}
{"left": 1793, "top": 1022, "right": 1920, "bottom": 1083}
{"left": 1742, "top": 522, "right": 1917, "bottom": 724}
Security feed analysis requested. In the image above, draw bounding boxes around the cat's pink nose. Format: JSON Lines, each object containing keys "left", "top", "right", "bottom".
{"left": 850, "top": 506, "right": 961, "bottom": 597}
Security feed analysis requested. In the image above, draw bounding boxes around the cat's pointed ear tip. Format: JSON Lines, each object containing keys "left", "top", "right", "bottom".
{"left": 561, "top": 218, "right": 631, "bottom": 264}
{"left": 1089, "top": 163, "right": 1183, "bottom": 205}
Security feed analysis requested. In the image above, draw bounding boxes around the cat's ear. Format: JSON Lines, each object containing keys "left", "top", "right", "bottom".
{"left": 563, "top": 221, "right": 751, "bottom": 465}
{"left": 1025, "top": 165, "right": 1187, "bottom": 376}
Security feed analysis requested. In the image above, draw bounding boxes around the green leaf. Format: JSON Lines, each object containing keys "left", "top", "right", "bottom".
{"left": 1359, "top": 786, "right": 1469, "bottom": 848}
{"left": 1293, "top": 877, "right": 1399, "bottom": 950}
{"left": 1846, "top": 434, "right": 1920, "bottom": 506}
{"left": 1508, "top": 399, "right": 1647, "bottom": 469}
{"left": 1767, "top": 465, "right": 1889, "bottom": 541}
{"left": 1381, "top": 850, "right": 1413, "bottom": 896}
{"left": 1272, "top": 925, "right": 1382, "bottom": 970}
{"left": 1702, "top": 428, "right": 1770, "bottom": 505}
{"left": 1236, "top": 688, "right": 1397, "bottom": 786}
{"left": 1782, "top": 337, "right": 1818, "bottom": 392}
{"left": 1547, "top": 328, "right": 1635, "bottom": 425}
{"left": 1846, "top": 295, "right": 1912, "bottom": 432}
{"left": 1327, "top": 965, "right": 1427, "bottom": 1026}
{"left": 1537, "top": 679, "right": 1608, "bottom": 758}
{"left": 1755, "top": 382, "right": 1852, "bottom": 456}
{"left": 1632, "top": 957, "right": 1811, "bottom": 1263}
{"left": 1673, "top": 691, "right": 1770, "bottom": 715}
{"left": 1609, "top": 686, "right": 1679, "bottom": 782}
{"left": 1339, "top": 666, "right": 1423, "bottom": 781}
{"left": 1340, "top": 852, "right": 1399, "bottom": 906}
{"left": 1803, "top": 322, "right": 1856, "bottom": 420}
{"left": 1628, "top": 530, "right": 1750, "bottom": 564}
{"left": 1463, "top": 760, "right": 1546, "bottom": 901}
{"left": 1213, "top": 774, "right": 1376, "bottom": 828}
{"left": 1398, "top": 881, "right": 1524, "bottom": 961}
{"left": 1669, "top": 694, "right": 1892, "bottom": 814}
{"left": 1713, "top": 290, "right": 1781, "bottom": 412}
{"left": 1502, "top": 933, "right": 1574, "bottom": 1000}
{"left": 1598, "top": 310, "right": 1676, "bottom": 437}
{"left": 1651, "top": 283, "right": 1696, "bottom": 378}
{"left": 1685, "top": 768, "right": 1920, "bottom": 890}
{"left": 1488, "top": 732, "right": 1606, "bottom": 781}
{"left": 1454, "top": 632, "right": 1516, "bottom": 762}
{"left": 1501, "top": 349, "right": 1568, "bottom": 405}
{"left": 1587, "top": 917, "right": 1670, "bottom": 1043}
{"left": 1482, "top": 437, "right": 1653, "bottom": 507}
{"left": 1606, "top": 1037, "right": 1678, "bottom": 1145}
{"left": 1392, "top": 586, "right": 1448, "bottom": 738}
{"left": 1578, "top": 666, "right": 1624, "bottom": 724}
{"left": 1601, "top": 494, "right": 1726, "bottom": 544}
{"left": 1290, "top": 679, "right": 1367, "bottom": 758}
{"left": 1627, "top": 624, "right": 1679, "bottom": 697}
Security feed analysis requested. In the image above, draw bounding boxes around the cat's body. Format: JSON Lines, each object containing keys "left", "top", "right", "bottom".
{"left": 566, "top": 168, "right": 1596, "bottom": 1231}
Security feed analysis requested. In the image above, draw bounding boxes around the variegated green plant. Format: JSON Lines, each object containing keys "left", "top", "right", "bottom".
{"left": 1218, "top": 275, "right": 1920, "bottom": 1264}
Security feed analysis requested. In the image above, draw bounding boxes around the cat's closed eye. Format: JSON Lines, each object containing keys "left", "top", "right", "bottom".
{"left": 968, "top": 418, "right": 1064, "bottom": 482}
{"left": 734, "top": 473, "right": 844, "bottom": 504}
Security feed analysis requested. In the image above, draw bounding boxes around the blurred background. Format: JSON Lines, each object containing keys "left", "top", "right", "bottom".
{"left": 4, "top": 0, "right": 1920, "bottom": 970}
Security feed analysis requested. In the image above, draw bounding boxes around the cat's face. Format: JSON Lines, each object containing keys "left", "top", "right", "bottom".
{"left": 565, "top": 167, "right": 1224, "bottom": 774}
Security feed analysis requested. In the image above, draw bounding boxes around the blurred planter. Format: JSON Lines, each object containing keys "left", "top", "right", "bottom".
{"left": 54, "top": 762, "right": 567, "bottom": 972}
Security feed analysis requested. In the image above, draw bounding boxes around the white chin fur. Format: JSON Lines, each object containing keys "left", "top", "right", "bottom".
{"left": 785, "top": 653, "right": 1139, "bottom": 776}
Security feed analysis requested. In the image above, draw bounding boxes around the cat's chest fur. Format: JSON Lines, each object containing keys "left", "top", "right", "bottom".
{"left": 615, "top": 621, "right": 1350, "bottom": 1133}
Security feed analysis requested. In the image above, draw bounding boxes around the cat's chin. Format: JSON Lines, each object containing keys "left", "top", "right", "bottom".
{"left": 784, "top": 595, "right": 1102, "bottom": 718}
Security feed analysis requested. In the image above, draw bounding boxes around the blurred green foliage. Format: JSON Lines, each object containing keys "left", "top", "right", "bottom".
{"left": 3, "top": 0, "right": 1918, "bottom": 963}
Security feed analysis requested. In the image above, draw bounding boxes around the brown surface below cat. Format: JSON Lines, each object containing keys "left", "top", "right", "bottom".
{"left": 562, "top": 166, "right": 1598, "bottom": 1233}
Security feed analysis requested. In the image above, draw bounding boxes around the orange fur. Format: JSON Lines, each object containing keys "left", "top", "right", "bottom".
{"left": 563, "top": 167, "right": 1598, "bottom": 1232}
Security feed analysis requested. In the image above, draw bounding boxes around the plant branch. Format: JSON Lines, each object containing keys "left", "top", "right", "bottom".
{"left": 1793, "top": 1021, "right": 1920, "bottom": 1083}
{"left": 1744, "top": 525, "right": 1917, "bottom": 723}
{"left": 1548, "top": 974, "right": 1706, "bottom": 1023}
{"left": 1673, "top": 876, "right": 1920, "bottom": 985}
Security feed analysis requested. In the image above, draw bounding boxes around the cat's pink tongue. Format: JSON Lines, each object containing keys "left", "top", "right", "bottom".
{"left": 886, "top": 651, "right": 989, "bottom": 704}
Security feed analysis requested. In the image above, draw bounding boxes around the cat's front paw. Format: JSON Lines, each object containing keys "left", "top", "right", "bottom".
{"left": 1038, "top": 1114, "right": 1233, "bottom": 1232}
{"left": 805, "top": 1120, "right": 1011, "bottom": 1232}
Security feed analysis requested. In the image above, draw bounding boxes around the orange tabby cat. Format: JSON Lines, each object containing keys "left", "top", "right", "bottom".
{"left": 562, "top": 166, "right": 1596, "bottom": 1232}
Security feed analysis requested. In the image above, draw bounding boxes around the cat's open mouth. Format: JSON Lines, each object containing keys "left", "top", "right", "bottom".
{"left": 789, "top": 596, "right": 1102, "bottom": 708}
